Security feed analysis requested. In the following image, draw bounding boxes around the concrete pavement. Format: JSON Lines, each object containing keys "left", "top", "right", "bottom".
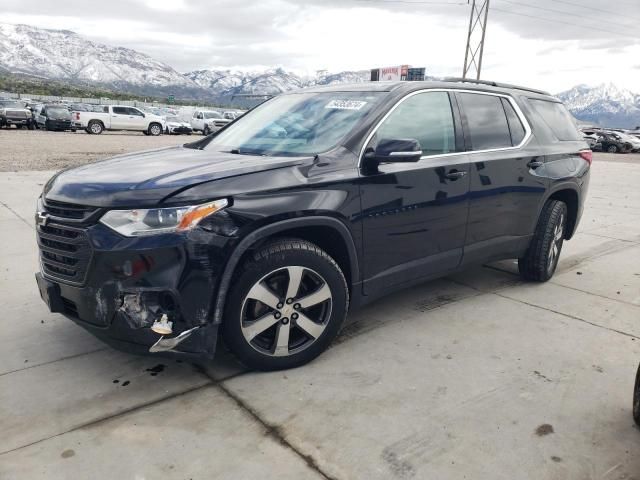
{"left": 1, "top": 156, "right": 639, "bottom": 479}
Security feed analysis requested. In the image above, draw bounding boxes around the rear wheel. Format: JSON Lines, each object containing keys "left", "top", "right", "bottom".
{"left": 518, "top": 200, "right": 567, "bottom": 282}
{"left": 88, "top": 120, "right": 103, "bottom": 134}
{"left": 607, "top": 145, "right": 618, "bottom": 153}
{"left": 203, "top": 125, "right": 211, "bottom": 136}
{"left": 223, "top": 239, "right": 349, "bottom": 371}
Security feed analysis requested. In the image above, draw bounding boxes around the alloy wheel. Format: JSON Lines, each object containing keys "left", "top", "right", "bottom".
{"left": 240, "top": 266, "right": 332, "bottom": 357}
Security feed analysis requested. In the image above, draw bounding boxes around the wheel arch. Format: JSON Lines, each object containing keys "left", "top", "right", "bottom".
{"left": 545, "top": 187, "right": 580, "bottom": 240}
{"left": 212, "top": 216, "right": 359, "bottom": 325}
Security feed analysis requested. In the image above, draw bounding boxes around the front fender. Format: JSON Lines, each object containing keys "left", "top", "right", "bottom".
{"left": 211, "top": 216, "right": 359, "bottom": 325}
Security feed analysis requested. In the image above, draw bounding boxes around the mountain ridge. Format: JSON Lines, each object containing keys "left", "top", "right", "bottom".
{"left": 1, "top": 22, "right": 638, "bottom": 127}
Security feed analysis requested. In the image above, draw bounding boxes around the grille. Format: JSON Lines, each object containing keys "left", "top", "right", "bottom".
{"left": 214, "top": 121, "right": 228, "bottom": 127}
{"left": 42, "top": 198, "right": 98, "bottom": 221}
{"left": 38, "top": 223, "right": 92, "bottom": 285}
{"left": 6, "top": 110, "right": 28, "bottom": 119}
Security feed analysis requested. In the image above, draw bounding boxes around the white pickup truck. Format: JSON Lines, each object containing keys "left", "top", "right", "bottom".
{"left": 73, "top": 105, "right": 166, "bottom": 135}
{"left": 190, "top": 110, "right": 232, "bottom": 135}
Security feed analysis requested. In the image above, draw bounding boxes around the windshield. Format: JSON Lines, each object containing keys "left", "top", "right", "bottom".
{"left": 204, "top": 111, "right": 223, "bottom": 119}
{"left": 47, "top": 108, "right": 70, "bottom": 117}
{"left": 0, "top": 101, "right": 25, "bottom": 109}
{"left": 205, "top": 91, "right": 383, "bottom": 156}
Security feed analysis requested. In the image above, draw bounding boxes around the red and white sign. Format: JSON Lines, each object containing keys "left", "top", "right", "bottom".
{"left": 379, "top": 65, "right": 409, "bottom": 81}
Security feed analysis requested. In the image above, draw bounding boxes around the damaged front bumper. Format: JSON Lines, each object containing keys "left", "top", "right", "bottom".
{"left": 36, "top": 220, "right": 235, "bottom": 361}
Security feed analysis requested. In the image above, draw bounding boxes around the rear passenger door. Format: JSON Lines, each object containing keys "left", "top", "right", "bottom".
{"left": 455, "top": 91, "right": 548, "bottom": 265}
{"left": 360, "top": 91, "right": 471, "bottom": 297}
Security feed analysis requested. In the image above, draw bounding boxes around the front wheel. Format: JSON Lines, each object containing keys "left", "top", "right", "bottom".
{"left": 223, "top": 239, "right": 349, "bottom": 371}
{"left": 148, "top": 123, "right": 162, "bottom": 136}
{"left": 607, "top": 145, "right": 618, "bottom": 153}
{"left": 518, "top": 200, "right": 567, "bottom": 282}
{"left": 203, "top": 125, "right": 211, "bottom": 136}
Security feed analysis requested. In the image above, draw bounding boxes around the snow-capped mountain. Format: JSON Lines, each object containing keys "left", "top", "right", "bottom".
{"left": 556, "top": 83, "right": 640, "bottom": 128}
{"left": 185, "top": 68, "right": 370, "bottom": 98}
{"left": 0, "top": 23, "right": 201, "bottom": 96}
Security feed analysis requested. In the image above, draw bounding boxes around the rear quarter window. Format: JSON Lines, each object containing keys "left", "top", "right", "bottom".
{"left": 529, "top": 99, "right": 582, "bottom": 141}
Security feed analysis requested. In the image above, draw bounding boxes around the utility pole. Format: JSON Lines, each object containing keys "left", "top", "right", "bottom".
{"left": 462, "top": 0, "right": 490, "bottom": 80}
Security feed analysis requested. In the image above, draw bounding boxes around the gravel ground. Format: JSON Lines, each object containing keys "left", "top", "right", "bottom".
{"left": 1, "top": 127, "right": 638, "bottom": 172}
{"left": 0, "top": 129, "right": 198, "bottom": 171}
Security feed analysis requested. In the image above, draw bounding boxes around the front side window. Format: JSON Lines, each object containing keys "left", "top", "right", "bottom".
{"left": 128, "top": 108, "right": 144, "bottom": 116}
{"left": 373, "top": 91, "right": 457, "bottom": 157}
{"left": 204, "top": 111, "right": 223, "bottom": 119}
{"left": 205, "top": 91, "right": 383, "bottom": 156}
{"left": 458, "top": 93, "right": 512, "bottom": 150}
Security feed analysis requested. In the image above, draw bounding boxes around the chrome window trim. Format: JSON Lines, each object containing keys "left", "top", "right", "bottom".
{"left": 357, "top": 88, "right": 533, "bottom": 167}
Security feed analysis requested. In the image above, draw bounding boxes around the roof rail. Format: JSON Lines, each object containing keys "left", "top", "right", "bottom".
{"left": 443, "top": 77, "right": 550, "bottom": 96}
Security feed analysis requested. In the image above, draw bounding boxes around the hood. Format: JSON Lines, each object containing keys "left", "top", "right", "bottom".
{"left": 44, "top": 145, "right": 311, "bottom": 207}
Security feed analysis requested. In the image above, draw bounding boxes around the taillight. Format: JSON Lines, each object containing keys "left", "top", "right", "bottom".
{"left": 579, "top": 150, "right": 592, "bottom": 166}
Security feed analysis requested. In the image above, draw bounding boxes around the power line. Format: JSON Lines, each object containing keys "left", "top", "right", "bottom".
{"left": 491, "top": 6, "right": 637, "bottom": 38}
{"left": 354, "top": 0, "right": 466, "bottom": 4}
{"left": 551, "top": 0, "right": 640, "bottom": 23}
{"left": 495, "top": 0, "right": 638, "bottom": 33}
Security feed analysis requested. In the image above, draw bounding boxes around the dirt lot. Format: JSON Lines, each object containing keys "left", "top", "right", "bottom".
{"left": 1, "top": 140, "right": 639, "bottom": 478}
{"left": 0, "top": 129, "right": 195, "bottom": 171}
{"left": 1, "top": 128, "right": 639, "bottom": 172}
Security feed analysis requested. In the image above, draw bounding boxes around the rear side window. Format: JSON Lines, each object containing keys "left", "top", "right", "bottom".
{"left": 458, "top": 93, "right": 512, "bottom": 150}
{"left": 529, "top": 99, "right": 581, "bottom": 141}
{"left": 375, "top": 91, "right": 457, "bottom": 157}
{"left": 501, "top": 98, "right": 526, "bottom": 146}
{"left": 112, "top": 107, "right": 128, "bottom": 115}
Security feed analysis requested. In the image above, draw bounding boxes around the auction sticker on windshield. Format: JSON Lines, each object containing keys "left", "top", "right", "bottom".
{"left": 325, "top": 100, "right": 368, "bottom": 110}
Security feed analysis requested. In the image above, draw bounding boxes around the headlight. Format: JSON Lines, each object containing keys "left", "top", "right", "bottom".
{"left": 99, "top": 199, "right": 228, "bottom": 237}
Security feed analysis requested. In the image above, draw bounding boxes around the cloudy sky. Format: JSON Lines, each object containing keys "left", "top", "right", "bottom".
{"left": 2, "top": 0, "right": 640, "bottom": 92}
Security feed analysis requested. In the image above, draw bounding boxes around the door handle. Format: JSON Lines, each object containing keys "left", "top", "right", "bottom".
{"left": 527, "top": 160, "right": 544, "bottom": 169}
{"left": 445, "top": 170, "right": 467, "bottom": 180}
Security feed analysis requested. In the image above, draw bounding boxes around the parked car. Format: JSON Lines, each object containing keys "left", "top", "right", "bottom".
{"left": 583, "top": 134, "right": 598, "bottom": 149}
{"left": 190, "top": 110, "right": 231, "bottom": 135}
{"left": 72, "top": 105, "right": 165, "bottom": 135}
{"left": 616, "top": 132, "right": 640, "bottom": 152}
{"left": 582, "top": 130, "right": 632, "bottom": 153}
{"left": 34, "top": 80, "right": 591, "bottom": 370}
{"left": 36, "top": 104, "right": 76, "bottom": 132}
{"left": 223, "top": 111, "right": 238, "bottom": 120}
{"left": 164, "top": 115, "right": 193, "bottom": 135}
{"left": 0, "top": 100, "right": 36, "bottom": 129}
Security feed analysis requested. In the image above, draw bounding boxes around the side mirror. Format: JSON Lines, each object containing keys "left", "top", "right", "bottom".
{"left": 364, "top": 138, "right": 423, "bottom": 165}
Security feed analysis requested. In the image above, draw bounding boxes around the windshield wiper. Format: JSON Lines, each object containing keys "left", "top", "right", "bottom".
{"left": 228, "top": 148, "right": 270, "bottom": 156}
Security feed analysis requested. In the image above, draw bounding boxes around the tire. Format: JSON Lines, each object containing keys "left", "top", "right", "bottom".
{"left": 633, "top": 364, "right": 640, "bottom": 427}
{"left": 28, "top": 122, "right": 36, "bottom": 131}
{"left": 607, "top": 145, "right": 618, "bottom": 153}
{"left": 148, "top": 123, "right": 162, "bottom": 136}
{"left": 518, "top": 200, "right": 567, "bottom": 282}
{"left": 203, "top": 125, "right": 211, "bottom": 136}
{"left": 223, "top": 239, "right": 349, "bottom": 371}
{"left": 88, "top": 120, "right": 103, "bottom": 134}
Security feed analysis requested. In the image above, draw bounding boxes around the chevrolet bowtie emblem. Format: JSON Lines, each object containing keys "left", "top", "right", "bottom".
{"left": 35, "top": 211, "right": 49, "bottom": 227}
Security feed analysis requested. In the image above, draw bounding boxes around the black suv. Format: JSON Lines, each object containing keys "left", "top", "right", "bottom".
{"left": 35, "top": 80, "right": 591, "bottom": 370}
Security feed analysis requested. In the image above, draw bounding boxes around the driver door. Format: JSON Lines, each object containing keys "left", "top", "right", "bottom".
{"left": 359, "top": 91, "right": 471, "bottom": 297}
